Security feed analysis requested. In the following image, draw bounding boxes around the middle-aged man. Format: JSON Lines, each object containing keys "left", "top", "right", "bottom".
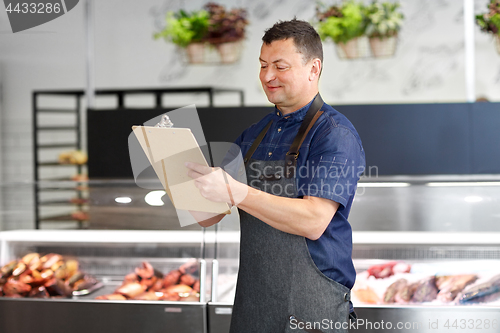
{"left": 186, "top": 19, "right": 365, "bottom": 333}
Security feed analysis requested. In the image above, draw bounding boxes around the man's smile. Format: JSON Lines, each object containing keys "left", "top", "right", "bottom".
{"left": 266, "top": 85, "right": 281, "bottom": 91}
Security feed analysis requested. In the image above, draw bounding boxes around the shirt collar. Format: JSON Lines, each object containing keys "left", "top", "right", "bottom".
{"left": 273, "top": 97, "right": 315, "bottom": 121}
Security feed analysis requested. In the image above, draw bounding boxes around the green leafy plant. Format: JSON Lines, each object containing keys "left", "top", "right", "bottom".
{"left": 154, "top": 9, "right": 209, "bottom": 47}
{"left": 316, "top": 1, "right": 367, "bottom": 44}
{"left": 365, "top": 1, "right": 404, "bottom": 39}
{"left": 476, "top": 0, "right": 500, "bottom": 36}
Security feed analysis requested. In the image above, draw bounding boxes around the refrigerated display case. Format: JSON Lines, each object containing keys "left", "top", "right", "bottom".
{"left": 0, "top": 229, "right": 210, "bottom": 333}
{"left": 349, "top": 175, "right": 500, "bottom": 332}
{"left": 0, "top": 178, "right": 219, "bottom": 333}
{"left": 351, "top": 232, "right": 500, "bottom": 333}
{"left": 208, "top": 229, "right": 239, "bottom": 333}
{"left": 206, "top": 176, "right": 500, "bottom": 333}
{"left": 3, "top": 176, "right": 500, "bottom": 332}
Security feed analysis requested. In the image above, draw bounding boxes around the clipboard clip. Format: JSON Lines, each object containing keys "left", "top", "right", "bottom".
{"left": 154, "top": 114, "right": 174, "bottom": 128}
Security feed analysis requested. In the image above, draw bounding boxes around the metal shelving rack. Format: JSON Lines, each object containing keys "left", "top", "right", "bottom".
{"left": 32, "top": 90, "right": 86, "bottom": 229}
{"left": 32, "top": 87, "right": 245, "bottom": 229}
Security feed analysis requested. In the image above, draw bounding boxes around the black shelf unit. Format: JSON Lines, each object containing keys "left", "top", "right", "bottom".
{"left": 33, "top": 91, "right": 86, "bottom": 229}
{"left": 32, "top": 86, "right": 245, "bottom": 229}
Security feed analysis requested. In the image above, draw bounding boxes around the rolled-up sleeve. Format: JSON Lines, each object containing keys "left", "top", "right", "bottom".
{"left": 296, "top": 125, "right": 365, "bottom": 208}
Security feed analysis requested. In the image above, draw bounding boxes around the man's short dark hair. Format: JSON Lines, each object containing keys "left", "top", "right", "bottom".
{"left": 262, "top": 19, "right": 323, "bottom": 65}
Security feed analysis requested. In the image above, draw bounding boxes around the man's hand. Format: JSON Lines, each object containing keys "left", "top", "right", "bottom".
{"left": 185, "top": 162, "right": 248, "bottom": 206}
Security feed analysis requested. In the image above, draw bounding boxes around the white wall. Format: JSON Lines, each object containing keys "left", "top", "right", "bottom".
{"left": 92, "top": 0, "right": 500, "bottom": 104}
{"left": 0, "top": 63, "right": 3, "bottom": 230}
{"left": 0, "top": 0, "right": 499, "bottom": 230}
{"left": 0, "top": 2, "right": 86, "bottom": 230}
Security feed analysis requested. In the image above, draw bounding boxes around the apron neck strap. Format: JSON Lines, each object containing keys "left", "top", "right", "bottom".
{"left": 285, "top": 94, "right": 324, "bottom": 178}
{"left": 243, "top": 120, "right": 273, "bottom": 165}
{"left": 286, "top": 93, "right": 324, "bottom": 160}
{"left": 243, "top": 93, "right": 325, "bottom": 171}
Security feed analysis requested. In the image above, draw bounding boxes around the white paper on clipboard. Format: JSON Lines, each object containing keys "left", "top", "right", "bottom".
{"left": 132, "top": 125, "right": 231, "bottom": 214}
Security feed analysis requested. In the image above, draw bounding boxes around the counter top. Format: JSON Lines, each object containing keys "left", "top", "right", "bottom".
{"left": 1, "top": 230, "right": 499, "bottom": 245}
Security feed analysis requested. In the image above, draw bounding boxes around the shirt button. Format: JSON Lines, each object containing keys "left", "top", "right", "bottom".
{"left": 278, "top": 128, "right": 282, "bottom": 132}
{"left": 268, "top": 152, "right": 273, "bottom": 156}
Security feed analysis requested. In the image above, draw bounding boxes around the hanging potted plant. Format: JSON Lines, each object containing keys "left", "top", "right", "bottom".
{"left": 476, "top": 0, "right": 500, "bottom": 55}
{"left": 365, "top": 1, "right": 404, "bottom": 58}
{"left": 204, "top": 2, "right": 249, "bottom": 64}
{"left": 316, "top": 1, "right": 368, "bottom": 59}
{"left": 154, "top": 9, "right": 209, "bottom": 64}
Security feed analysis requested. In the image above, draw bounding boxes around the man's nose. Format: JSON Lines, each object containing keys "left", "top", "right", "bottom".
{"left": 262, "top": 67, "right": 276, "bottom": 82}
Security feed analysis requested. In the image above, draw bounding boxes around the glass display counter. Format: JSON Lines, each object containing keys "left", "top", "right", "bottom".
{"left": 0, "top": 229, "right": 210, "bottom": 333}
{"left": 0, "top": 179, "right": 220, "bottom": 333}
{"left": 2, "top": 176, "right": 500, "bottom": 332}
{"left": 206, "top": 176, "right": 500, "bottom": 333}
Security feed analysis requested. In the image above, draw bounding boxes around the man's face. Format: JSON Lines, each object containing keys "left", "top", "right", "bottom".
{"left": 259, "top": 38, "right": 314, "bottom": 112}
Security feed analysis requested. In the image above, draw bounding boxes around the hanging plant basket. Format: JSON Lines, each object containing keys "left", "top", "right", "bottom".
{"left": 369, "top": 35, "right": 398, "bottom": 58}
{"left": 184, "top": 42, "right": 206, "bottom": 64}
{"left": 177, "top": 40, "right": 244, "bottom": 64}
{"left": 476, "top": 0, "right": 500, "bottom": 55}
{"left": 335, "top": 36, "right": 370, "bottom": 59}
{"left": 207, "top": 37, "right": 244, "bottom": 64}
{"left": 214, "top": 40, "right": 243, "bottom": 64}
{"left": 154, "top": 3, "right": 249, "bottom": 65}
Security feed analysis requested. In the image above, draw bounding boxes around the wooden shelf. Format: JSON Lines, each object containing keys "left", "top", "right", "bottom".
{"left": 37, "top": 143, "right": 78, "bottom": 149}
{"left": 40, "top": 214, "right": 88, "bottom": 222}
{"left": 37, "top": 126, "right": 77, "bottom": 131}
{"left": 38, "top": 187, "right": 88, "bottom": 192}
{"left": 39, "top": 200, "right": 89, "bottom": 206}
{"left": 39, "top": 176, "right": 88, "bottom": 182}
{"left": 36, "top": 108, "right": 77, "bottom": 113}
{"left": 38, "top": 162, "right": 84, "bottom": 167}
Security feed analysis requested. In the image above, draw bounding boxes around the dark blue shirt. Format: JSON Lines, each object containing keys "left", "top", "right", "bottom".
{"left": 233, "top": 98, "right": 365, "bottom": 291}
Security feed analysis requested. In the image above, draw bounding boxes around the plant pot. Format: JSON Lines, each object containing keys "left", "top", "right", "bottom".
{"left": 215, "top": 40, "right": 243, "bottom": 64}
{"left": 335, "top": 37, "right": 369, "bottom": 59}
{"left": 495, "top": 35, "right": 500, "bottom": 55}
{"left": 337, "top": 38, "right": 360, "bottom": 59}
{"left": 369, "top": 35, "right": 398, "bottom": 58}
{"left": 185, "top": 43, "right": 205, "bottom": 64}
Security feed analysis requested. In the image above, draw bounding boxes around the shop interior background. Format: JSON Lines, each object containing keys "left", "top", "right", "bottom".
{"left": 0, "top": 0, "right": 499, "bottom": 231}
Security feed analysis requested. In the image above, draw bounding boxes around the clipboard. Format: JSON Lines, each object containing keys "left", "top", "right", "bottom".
{"left": 132, "top": 125, "right": 231, "bottom": 215}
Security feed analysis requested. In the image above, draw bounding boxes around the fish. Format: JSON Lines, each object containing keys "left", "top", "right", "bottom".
{"left": 0, "top": 261, "right": 17, "bottom": 279}
{"left": 352, "top": 286, "right": 380, "bottom": 304}
{"left": 457, "top": 274, "right": 500, "bottom": 304}
{"left": 383, "top": 278, "right": 407, "bottom": 303}
{"left": 3, "top": 279, "right": 32, "bottom": 297}
{"left": 133, "top": 291, "right": 160, "bottom": 301}
{"left": 435, "top": 275, "right": 453, "bottom": 290}
{"left": 411, "top": 276, "right": 438, "bottom": 303}
{"left": 95, "top": 293, "right": 127, "bottom": 300}
{"left": 366, "top": 261, "right": 398, "bottom": 279}
{"left": 115, "top": 282, "right": 146, "bottom": 299}
{"left": 395, "top": 281, "right": 418, "bottom": 304}
{"left": 436, "top": 274, "right": 477, "bottom": 302}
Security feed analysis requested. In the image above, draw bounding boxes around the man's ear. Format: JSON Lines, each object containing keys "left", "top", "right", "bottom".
{"left": 310, "top": 58, "right": 322, "bottom": 81}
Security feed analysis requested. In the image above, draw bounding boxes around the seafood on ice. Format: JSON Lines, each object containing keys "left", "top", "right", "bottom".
{"left": 0, "top": 253, "right": 98, "bottom": 298}
{"left": 352, "top": 261, "right": 500, "bottom": 306}
{"left": 96, "top": 261, "right": 200, "bottom": 302}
